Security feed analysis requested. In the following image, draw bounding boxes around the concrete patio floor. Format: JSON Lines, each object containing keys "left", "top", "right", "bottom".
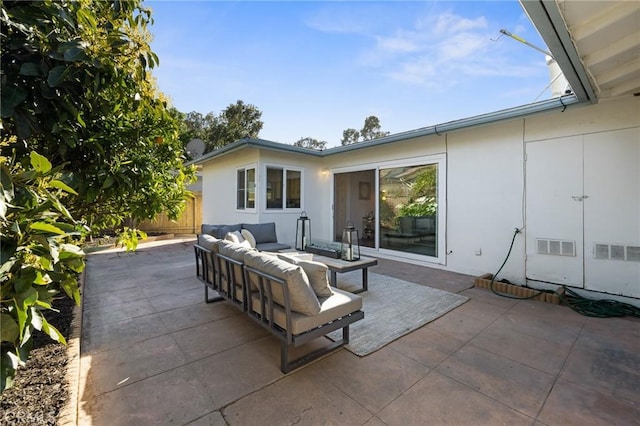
{"left": 76, "top": 237, "right": 639, "bottom": 425}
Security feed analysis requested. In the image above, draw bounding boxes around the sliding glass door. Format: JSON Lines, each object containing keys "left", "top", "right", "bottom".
{"left": 332, "top": 156, "right": 444, "bottom": 261}
{"left": 379, "top": 164, "right": 438, "bottom": 257}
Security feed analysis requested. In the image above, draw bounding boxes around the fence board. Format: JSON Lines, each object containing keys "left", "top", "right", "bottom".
{"left": 137, "top": 192, "right": 201, "bottom": 234}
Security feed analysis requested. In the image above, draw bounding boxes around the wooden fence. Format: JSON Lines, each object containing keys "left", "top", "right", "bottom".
{"left": 137, "top": 191, "right": 202, "bottom": 235}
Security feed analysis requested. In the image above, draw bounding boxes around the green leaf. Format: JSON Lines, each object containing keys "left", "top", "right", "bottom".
{"left": 0, "top": 85, "right": 27, "bottom": 117}
{"left": 47, "top": 65, "right": 70, "bottom": 88}
{"left": 1, "top": 351, "right": 19, "bottom": 392}
{"left": 19, "top": 62, "right": 41, "bottom": 76}
{"left": 30, "top": 151, "right": 52, "bottom": 173}
{"left": 41, "top": 316, "right": 66, "bottom": 345}
{"left": 59, "top": 243, "right": 85, "bottom": 258}
{"left": 30, "top": 222, "right": 65, "bottom": 235}
{"left": 77, "top": 8, "right": 98, "bottom": 29}
{"left": 63, "top": 46, "right": 87, "bottom": 62}
{"left": 60, "top": 277, "right": 81, "bottom": 305}
{"left": 1, "top": 314, "right": 20, "bottom": 343}
{"left": 50, "top": 179, "right": 78, "bottom": 195}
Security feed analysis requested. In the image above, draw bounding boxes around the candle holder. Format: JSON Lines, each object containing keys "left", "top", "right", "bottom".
{"left": 341, "top": 223, "right": 360, "bottom": 261}
{"left": 295, "top": 211, "right": 311, "bottom": 250}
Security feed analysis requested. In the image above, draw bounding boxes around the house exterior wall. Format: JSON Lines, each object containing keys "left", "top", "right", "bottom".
{"left": 446, "top": 120, "right": 526, "bottom": 284}
{"left": 200, "top": 147, "right": 325, "bottom": 246}
{"left": 199, "top": 96, "right": 639, "bottom": 300}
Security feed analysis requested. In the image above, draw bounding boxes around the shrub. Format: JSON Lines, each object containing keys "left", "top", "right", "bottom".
{"left": 1, "top": 144, "right": 85, "bottom": 392}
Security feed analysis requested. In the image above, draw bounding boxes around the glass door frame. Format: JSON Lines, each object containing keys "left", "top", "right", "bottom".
{"left": 329, "top": 153, "right": 447, "bottom": 265}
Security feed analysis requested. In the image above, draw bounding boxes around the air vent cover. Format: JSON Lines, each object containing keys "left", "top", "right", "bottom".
{"left": 536, "top": 238, "right": 576, "bottom": 256}
{"left": 593, "top": 243, "right": 640, "bottom": 262}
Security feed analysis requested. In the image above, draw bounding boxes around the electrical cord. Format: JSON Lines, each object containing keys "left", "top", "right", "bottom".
{"left": 490, "top": 228, "right": 640, "bottom": 318}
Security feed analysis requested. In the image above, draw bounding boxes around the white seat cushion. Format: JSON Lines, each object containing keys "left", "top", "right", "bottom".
{"left": 250, "top": 288, "right": 362, "bottom": 335}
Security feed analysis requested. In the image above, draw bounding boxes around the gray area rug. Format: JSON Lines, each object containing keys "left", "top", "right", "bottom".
{"left": 327, "top": 272, "right": 469, "bottom": 356}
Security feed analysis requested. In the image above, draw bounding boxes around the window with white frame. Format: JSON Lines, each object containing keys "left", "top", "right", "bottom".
{"left": 266, "top": 166, "right": 301, "bottom": 210}
{"left": 236, "top": 167, "right": 255, "bottom": 210}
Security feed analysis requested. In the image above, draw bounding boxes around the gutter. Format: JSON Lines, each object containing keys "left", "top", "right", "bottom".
{"left": 324, "top": 94, "right": 581, "bottom": 155}
{"left": 190, "top": 94, "right": 581, "bottom": 165}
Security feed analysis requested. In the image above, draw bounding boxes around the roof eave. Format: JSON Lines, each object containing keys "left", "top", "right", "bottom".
{"left": 323, "top": 95, "right": 581, "bottom": 155}
{"left": 187, "top": 137, "right": 324, "bottom": 166}
{"left": 520, "top": 0, "right": 598, "bottom": 103}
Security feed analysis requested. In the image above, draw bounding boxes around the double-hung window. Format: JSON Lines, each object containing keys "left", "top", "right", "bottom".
{"left": 266, "top": 166, "right": 301, "bottom": 210}
{"left": 236, "top": 167, "right": 255, "bottom": 210}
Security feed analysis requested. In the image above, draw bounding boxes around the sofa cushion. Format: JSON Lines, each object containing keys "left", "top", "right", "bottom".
{"left": 203, "top": 224, "right": 242, "bottom": 239}
{"left": 218, "top": 240, "right": 254, "bottom": 262}
{"left": 242, "top": 223, "right": 277, "bottom": 244}
{"left": 201, "top": 224, "right": 218, "bottom": 237}
{"left": 250, "top": 288, "right": 362, "bottom": 335}
{"left": 278, "top": 255, "right": 333, "bottom": 297}
{"left": 241, "top": 229, "right": 257, "bottom": 248}
{"left": 244, "top": 251, "right": 321, "bottom": 316}
{"left": 197, "top": 234, "right": 219, "bottom": 250}
{"left": 255, "top": 242, "right": 291, "bottom": 252}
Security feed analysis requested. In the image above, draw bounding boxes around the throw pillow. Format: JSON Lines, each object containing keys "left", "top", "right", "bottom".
{"left": 241, "top": 229, "right": 257, "bottom": 248}
{"left": 278, "top": 255, "right": 333, "bottom": 297}
{"left": 224, "top": 231, "right": 244, "bottom": 245}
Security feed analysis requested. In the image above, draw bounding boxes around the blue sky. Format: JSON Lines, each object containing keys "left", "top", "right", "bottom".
{"left": 147, "top": 1, "right": 552, "bottom": 147}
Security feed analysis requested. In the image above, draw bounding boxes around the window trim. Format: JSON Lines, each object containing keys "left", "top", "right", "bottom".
{"left": 236, "top": 165, "right": 257, "bottom": 212}
{"left": 263, "top": 164, "right": 304, "bottom": 212}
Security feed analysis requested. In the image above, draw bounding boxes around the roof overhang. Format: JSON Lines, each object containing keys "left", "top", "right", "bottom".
{"left": 521, "top": 0, "right": 640, "bottom": 102}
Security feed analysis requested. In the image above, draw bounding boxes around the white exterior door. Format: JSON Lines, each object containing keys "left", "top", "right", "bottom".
{"left": 583, "top": 128, "right": 640, "bottom": 298}
{"left": 526, "top": 136, "right": 585, "bottom": 287}
{"left": 526, "top": 128, "right": 640, "bottom": 298}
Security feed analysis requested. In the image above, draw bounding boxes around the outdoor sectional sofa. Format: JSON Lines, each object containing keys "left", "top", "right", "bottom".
{"left": 200, "top": 222, "right": 291, "bottom": 252}
{"left": 193, "top": 233, "right": 364, "bottom": 373}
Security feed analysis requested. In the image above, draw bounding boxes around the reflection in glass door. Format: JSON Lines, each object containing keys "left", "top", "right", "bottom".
{"left": 379, "top": 164, "right": 438, "bottom": 257}
{"left": 333, "top": 170, "right": 375, "bottom": 247}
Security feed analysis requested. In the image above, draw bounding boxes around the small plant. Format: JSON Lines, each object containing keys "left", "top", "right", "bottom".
{"left": 398, "top": 196, "right": 437, "bottom": 217}
{"left": 117, "top": 227, "right": 148, "bottom": 252}
{"left": 1, "top": 144, "right": 86, "bottom": 392}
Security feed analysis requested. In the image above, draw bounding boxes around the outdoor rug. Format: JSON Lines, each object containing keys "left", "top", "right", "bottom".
{"left": 327, "top": 272, "right": 469, "bottom": 356}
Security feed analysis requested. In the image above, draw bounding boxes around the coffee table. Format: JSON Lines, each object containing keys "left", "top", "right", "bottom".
{"left": 312, "top": 255, "right": 378, "bottom": 294}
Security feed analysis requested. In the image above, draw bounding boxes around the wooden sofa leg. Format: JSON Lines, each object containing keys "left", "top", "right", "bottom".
{"left": 205, "top": 285, "right": 224, "bottom": 304}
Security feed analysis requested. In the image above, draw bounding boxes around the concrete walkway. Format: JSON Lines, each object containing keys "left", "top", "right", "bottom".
{"left": 77, "top": 238, "right": 639, "bottom": 425}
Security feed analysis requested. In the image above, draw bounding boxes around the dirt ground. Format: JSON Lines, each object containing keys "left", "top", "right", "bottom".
{"left": 0, "top": 295, "right": 75, "bottom": 425}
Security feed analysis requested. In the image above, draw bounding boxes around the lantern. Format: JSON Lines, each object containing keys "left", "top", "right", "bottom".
{"left": 295, "top": 211, "right": 311, "bottom": 251}
{"left": 341, "top": 223, "right": 360, "bottom": 261}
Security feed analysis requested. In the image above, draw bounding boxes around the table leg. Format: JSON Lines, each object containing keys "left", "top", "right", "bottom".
{"left": 330, "top": 271, "right": 337, "bottom": 287}
{"left": 352, "top": 268, "right": 368, "bottom": 294}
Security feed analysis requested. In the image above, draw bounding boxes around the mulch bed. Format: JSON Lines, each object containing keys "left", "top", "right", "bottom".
{"left": 0, "top": 295, "right": 75, "bottom": 425}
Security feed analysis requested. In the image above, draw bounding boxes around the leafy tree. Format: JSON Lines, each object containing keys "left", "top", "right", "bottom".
{"left": 178, "top": 101, "right": 264, "bottom": 154}
{"left": 340, "top": 116, "right": 389, "bottom": 145}
{"left": 361, "top": 115, "right": 390, "bottom": 141}
{"left": 341, "top": 128, "right": 360, "bottom": 146}
{"left": 1, "top": 141, "right": 85, "bottom": 392}
{"left": 293, "top": 137, "right": 327, "bottom": 151}
{"left": 1, "top": 0, "right": 195, "bottom": 234}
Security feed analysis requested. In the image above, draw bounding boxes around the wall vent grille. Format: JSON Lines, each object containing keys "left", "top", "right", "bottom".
{"left": 536, "top": 238, "right": 576, "bottom": 256}
{"left": 593, "top": 243, "right": 640, "bottom": 262}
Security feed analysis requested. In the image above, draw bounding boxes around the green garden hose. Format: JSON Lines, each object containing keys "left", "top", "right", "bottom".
{"left": 490, "top": 229, "right": 640, "bottom": 318}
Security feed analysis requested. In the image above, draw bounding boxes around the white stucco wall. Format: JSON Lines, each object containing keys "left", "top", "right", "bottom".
{"left": 200, "top": 147, "right": 326, "bottom": 246}
{"left": 199, "top": 96, "right": 639, "bottom": 299}
{"left": 446, "top": 120, "right": 526, "bottom": 283}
